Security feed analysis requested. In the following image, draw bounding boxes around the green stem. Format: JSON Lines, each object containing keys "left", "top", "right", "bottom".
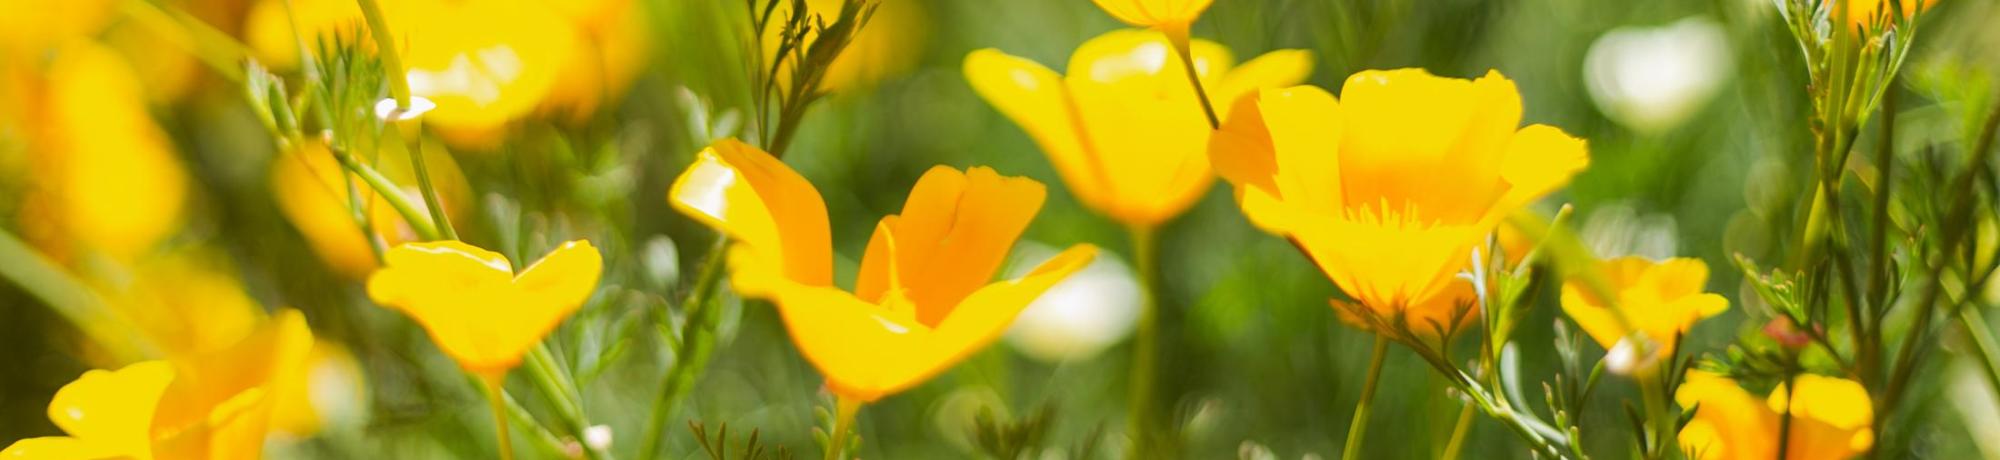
{"left": 1125, "top": 225, "right": 1162, "bottom": 457}
{"left": 525, "top": 344, "right": 605, "bottom": 460}
{"left": 638, "top": 236, "right": 731, "bottom": 459}
{"left": 1342, "top": 335, "right": 1390, "bottom": 460}
{"left": 1441, "top": 399, "right": 1476, "bottom": 460}
{"left": 119, "top": 0, "right": 248, "bottom": 83}
{"left": 479, "top": 372, "right": 516, "bottom": 460}
{"left": 354, "top": 0, "right": 410, "bottom": 107}
{"left": 0, "top": 229, "right": 159, "bottom": 362}
{"left": 824, "top": 396, "right": 862, "bottom": 460}
{"left": 1162, "top": 25, "right": 1221, "bottom": 130}
{"left": 1960, "top": 307, "right": 2000, "bottom": 408}
{"left": 1638, "top": 368, "right": 1670, "bottom": 459}
{"left": 390, "top": 123, "right": 456, "bottom": 240}
{"left": 328, "top": 146, "right": 439, "bottom": 240}
{"left": 1775, "top": 370, "right": 1796, "bottom": 460}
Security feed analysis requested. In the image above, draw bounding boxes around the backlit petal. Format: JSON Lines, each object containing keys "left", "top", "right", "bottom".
{"left": 1089, "top": 0, "right": 1214, "bottom": 27}
{"left": 1213, "top": 49, "right": 1314, "bottom": 119}
{"left": 668, "top": 139, "right": 834, "bottom": 287}
{"left": 151, "top": 310, "right": 314, "bottom": 460}
{"left": 1257, "top": 86, "right": 1345, "bottom": 218}
{"left": 867, "top": 166, "right": 1047, "bottom": 326}
{"left": 1492, "top": 124, "right": 1589, "bottom": 226}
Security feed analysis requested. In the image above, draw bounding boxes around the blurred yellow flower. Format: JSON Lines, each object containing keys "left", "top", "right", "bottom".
{"left": 0, "top": 0, "right": 115, "bottom": 57}
{"left": 367, "top": 240, "right": 603, "bottom": 375}
{"left": 1, "top": 310, "right": 315, "bottom": 460}
{"left": 1090, "top": 0, "right": 1213, "bottom": 39}
{"left": 271, "top": 140, "right": 472, "bottom": 278}
{"left": 101, "top": 252, "right": 265, "bottom": 360}
{"left": 243, "top": 0, "right": 577, "bottom": 136}
{"left": 965, "top": 29, "right": 1311, "bottom": 228}
{"left": 1207, "top": 69, "right": 1589, "bottom": 339}
{"left": 18, "top": 42, "right": 189, "bottom": 262}
{"left": 540, "top": 0, "right": 651, "bottom": 121}
{"left": 1677, "top": 370, "right": 1875, "bottom": 460}
{"left": 1845, "top": 0, "right": 1934, "bottom": 28}
{"left": 669, "top": 139, "right": 1096, "bottom": 401}
{"left": 1559, "top": 256, "right": 1728, "bottom": 370}
{"left": 271, "top": 341, "right": 369, "bottom": 438}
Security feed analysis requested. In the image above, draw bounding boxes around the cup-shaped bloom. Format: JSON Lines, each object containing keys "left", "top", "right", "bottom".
{"left": 965, "top": 29, "right": 1311, "bottom": 228}
{"left": 1677, "top": 370, "right": 1874, "bottom": 460}
{"left": 669, "top": 139, "right": 1096, "bottom": 402}
{"left": 1090, "top": 0, "right": 1213, "bottom": 36}
{"left": 1207, "top": 69, "right": 1589, "bottom": 339}
{"left": 1559, "top": 256, "right": 1727, "bottom": 371}
{"left": 367, "top": 240, "right": 603, "bottom": 375}
{"left": 1, "top": 310, "right": 315, "bottom": 459}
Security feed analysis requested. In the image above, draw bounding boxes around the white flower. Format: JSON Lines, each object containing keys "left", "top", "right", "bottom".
{"left": 1584, "top": 17, "right": 1731, "bottom": 135}
{"left": 1004, "top": 242, "right": 1141, "bottom": 363}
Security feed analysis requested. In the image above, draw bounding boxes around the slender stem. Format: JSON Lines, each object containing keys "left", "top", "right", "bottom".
{"left": 0, "top": 230, "right": 159, "bottom": 362}
{"left": 1342, "top": 335, "right": 1390, "bottom": 460}
{"left": 524, "top": 344, "right": 604, "bottom": 460}
{"left": 119, "top": 0, "right": 247, "bottom": 83}
{"left": 1960, "top": 307, "right": 2000, "bottom": 406}
{"left": 1125, "top": 225, "right": 1162, "bottom": 457}
{"left": 824, "top": 396, "right": 862, "bottom": 460}
{"left": 1775, "top": 370, "right": 1796, "bottom": 460}
{"left": 1638, "top": 367, "right": 1670, "bottom": 460}
{"left": 329, "top": 146, "right": 439, "bottom": 240}
{"left": 480, "top": 372, "right": 517, "bottom": 460}
{"left": 638, "top": 236, "right": 732, "bottom": 459}
{"left": 1162, "top": 25, "right": 1221, "bottom": 130}
{"left": 391, "top": 123, "right": 457, "bottom": 240}
{"left": 355, "top": 0, "right": 410, "bottom": 108}
{"left": 1441, "top": 400, "right": 1476, "bottom": 460}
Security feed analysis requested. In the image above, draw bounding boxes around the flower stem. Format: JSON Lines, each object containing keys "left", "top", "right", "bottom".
{"left": 524, "top": 344, "right": 605, "bottom": 460}
{"left": 1125, "top": 225, "right": 1163, "bottom": 457}
{"left": 0, "top": 229, "right": 159, "bottom": 362}
{"left": 1961, "top": 307, "right": 2000, "bottom": 404}
{"left": 390, "top": 123, "right": 457, "bottom": 240}
{"left": 1441, "top": 397, "right": 1476, "bottom": 460}
{"left": 638, "top": 236, "right": 732, "bottom": 458}
{"left": 354, "top": 0, "right": 410, "bottom": 108}
{"left": 328, "top": 146, "right": 440, "bottom": 240}
{"left": 1342, "top": 335, "right": 1390, "bottom": 460}
{"left": 1637, "top": 367, "right": 1670, "bottom": 459}
{"left": 825, "top": 395, "right": 862, "bottom": 460}
{"left": 479, "top": 372, "right": 516, "bottom": 460}
{"left": 1162, "top": 25, "right": 1221, "bottom": 130}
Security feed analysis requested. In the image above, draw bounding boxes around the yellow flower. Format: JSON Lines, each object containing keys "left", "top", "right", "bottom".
{"left": 270, "top": 341, "right": 369, "bottom": 438}
{"left": 539, "top": 0, "right": 651, "bottom": 121}
{"left": 0, "top": 0, "right": 114, "bottom": 57}
{"left": 366, "top": 240, "right": 603, "bottom": 375}
{"left": 1845, "top": 0, "right": 1933, "bottom": 28}
{"left": 669, "top": 139, "right": 1096, "bottom": 402}
{"left": 271, "top": 140, "right": 472, "bottom": 278}
{"left": 19, "top": 42, "right": 189, "bottom": 262}
{"left": 1207, "top": 69, "right": 1589, "bottom": 339}
{"left": 1559, "top": 256, "right": 1727, "bottom": 368}
{"left": 1677, "top": 370, "right": 1875, "bottom": 460}
{"left": 100, "top": 251, "right": 265, "bottom": 360}
{"left": 243, "top": 0, "right": 577, "bottom": 136}
{"left": 1090, "top": 0, "right": 1213, "bottom": 38}
{"left": 1, "top": 310, "right": 316, "bottom": 460}
{"left": 965, "top": 29, "right": 1312, "bottom": 228}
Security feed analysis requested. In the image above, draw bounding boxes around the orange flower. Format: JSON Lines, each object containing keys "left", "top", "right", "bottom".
{"left": 669, "top": 139, "right": 1095, "bottom": 401}
{"left": 1678, "top": 371, "right": 1875, "bottom": 460}
{"left": 1560, "top": 256, "right": 1728, "bottom": 373}
{"left": 1208, "top": 69, "right": 1589, "bottom": 339}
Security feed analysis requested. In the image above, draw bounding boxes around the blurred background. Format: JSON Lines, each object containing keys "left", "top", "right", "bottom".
{"left": 3, "top": 0, "right": 2000, "bottom": 458}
